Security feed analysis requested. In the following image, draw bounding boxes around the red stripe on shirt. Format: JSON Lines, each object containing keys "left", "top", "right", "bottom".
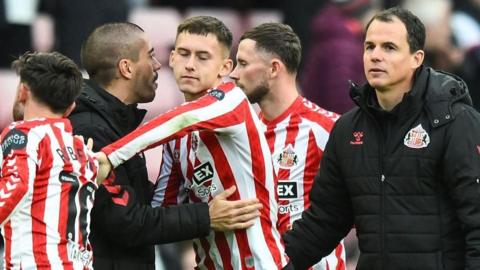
{"left": 245, "top": 104, "right": 282, "bottom": 269}
{"left": 32, "top": 135, "right": 52, "bottom": 269}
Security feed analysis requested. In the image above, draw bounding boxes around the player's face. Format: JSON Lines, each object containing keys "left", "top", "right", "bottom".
{"left": 363, "top": 17, "right": 423, "bottom": 94}
{"left": 230, "top": 39, "right": 270, "bottom": 104}
{"left": 131, "top": 35, "right": 161, "bottom": 104}
{"left": 170, "top": 32, "right": 232, "bottom": 101}
{"left": 12, "top": 82, "right": 25, "bottom": 121}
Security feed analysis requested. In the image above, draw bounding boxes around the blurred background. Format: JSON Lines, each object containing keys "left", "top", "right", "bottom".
{"left": 1, "top": 0, "right": 480, "bottom": 269}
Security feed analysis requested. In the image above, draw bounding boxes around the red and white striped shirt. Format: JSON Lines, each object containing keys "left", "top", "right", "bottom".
{"left": 0, "top": 118, "right": 98, "bottom": 270}
{"left": 103, "top": 82, "right": 287, "bottom": 270}
{"left": 261, "top": 96, "right": 345, "bottom": 270}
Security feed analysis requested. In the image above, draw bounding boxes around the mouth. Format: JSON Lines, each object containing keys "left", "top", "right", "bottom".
{"left": 181, "top": 75, "right": 198, "bottom": 80}
{"left": 152, "top": 73, "right": 158, "bottom": 89}
{"left": 369, "top": 68, "right": 385, "bottom": 73}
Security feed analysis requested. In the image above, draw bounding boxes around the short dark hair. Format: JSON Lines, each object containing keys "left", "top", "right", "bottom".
{"left": 81, "top": 22, "right": 145, "bottom": 86}
{"left": 176, "top": 16, "right": 232, "bottom": 56}
{"left": 365, "top": 7, "right": 426, "bottom": 53}
{"left": 240, "top": 23, "right": 301, "bottom": 74}
{"left": 11, "top": 51, "right": 82, "bottom": 114}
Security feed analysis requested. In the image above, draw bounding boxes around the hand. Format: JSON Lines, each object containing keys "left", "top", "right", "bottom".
{"left": 208, "top": 186, "right": 263, "bottom": 231}
{"left": 94, "top": 151, "right": 112, "bottom": 185}
{"left": 75, "top": 135, "right": 93, "bottom": 151}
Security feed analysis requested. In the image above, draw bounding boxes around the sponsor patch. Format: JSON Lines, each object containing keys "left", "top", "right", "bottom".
{"left": 192, "top": 162, "right": 214, "bottom": 186}
{"left": 1, "top": 129, "right": 27, "bottom": 157}
{"left": 208, "top": 89, "right": 225, "bottom": 100}
{"left": 59, "top": 171, "right": 78, "bottom": 183}
{"left": 274, "top": 144, "right": 298, "bottom": 169}
{"left": 277, "top": 182, "right": 298, "bottom": 199}
{"left": 404, "top": 124, "right": 430, "bottom": 149}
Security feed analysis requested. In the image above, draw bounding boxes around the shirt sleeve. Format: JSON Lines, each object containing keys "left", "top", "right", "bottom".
{"left": 0, "top": 127, "right": 39, "bottom": 225}
{"left": 151, "top": 141, "right": 187, "bottom": 207}
{"left": 103, "top": 84, "right": 249, "bottom": 168}
{"left": 72, "top": 122, "right": 211, "bottom": 246}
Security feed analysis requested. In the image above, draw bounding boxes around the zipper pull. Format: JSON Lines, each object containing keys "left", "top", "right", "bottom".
{"left": 381, "top": 174, "right": 385, "bottom": 182}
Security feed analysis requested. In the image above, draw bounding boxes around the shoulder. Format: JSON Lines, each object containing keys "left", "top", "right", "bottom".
{"left": 0, "top": 120, "right": 52, "bottom": 157}
{"left": 207, "top": 82, "right": 244, "bottom": 101}
{"left": 298, "top": 97, "right": 340, "bottom": 129}
{"left": 300, "top": 98, "right": 340, "bottom": 120}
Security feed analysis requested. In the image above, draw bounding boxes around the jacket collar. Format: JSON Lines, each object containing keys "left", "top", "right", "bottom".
{"left": 77, "top": 79, "right": 147, "bottom": 135}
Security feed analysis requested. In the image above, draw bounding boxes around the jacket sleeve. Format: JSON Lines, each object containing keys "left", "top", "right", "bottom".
{"left": 442, "top": 107, "right": 480, "bottom": 269}
{"left": 72, "top": 123, "right": 210, "bottom": 246}
{"left": 102, "top": 84, "right": 247, "bottom": 168}
{"left": 92, "top": 184, "right": 209, "bottom": 246}
{"left": 283, "top": 123, "right": 353, "bottom": 270}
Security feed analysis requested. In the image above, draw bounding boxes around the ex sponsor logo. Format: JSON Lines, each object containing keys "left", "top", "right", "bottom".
{"left": 193, "top": 162, "right": 214, "bottom": 186}
{"left": 277, "top": 182, "right": 298, "bottom": 200}
{"left": 1, "top": 129, "right": 27, "bottom": 157}
{"left": 278, "top": 202, "right": 301, "bottom": 215}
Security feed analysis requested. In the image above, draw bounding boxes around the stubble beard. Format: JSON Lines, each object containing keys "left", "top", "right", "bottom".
{"left": 246, "top": 82, "right": 269, "bottom": 104}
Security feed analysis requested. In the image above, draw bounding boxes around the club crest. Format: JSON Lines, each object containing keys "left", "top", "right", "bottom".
{"left": 404, "top": 124, "right": 430, "bottom": 149}
{"left": 275, "top": 144, "right": 298, "bottom": 169}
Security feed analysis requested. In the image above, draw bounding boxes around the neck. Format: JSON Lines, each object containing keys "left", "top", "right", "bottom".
{"left": 105, "top": 81, "right": 132, "bottom": 105}
{"left": 23, "top": 101, "right": 63, "bottom": 120}
{"left": 258, "top": 76, "right": 299, "bottom": 120}
{"left": 184, "top": 90, "right": 208, "bottom": 102}
{"left": 375, "top": 86, "right": 411, "bottom": 111}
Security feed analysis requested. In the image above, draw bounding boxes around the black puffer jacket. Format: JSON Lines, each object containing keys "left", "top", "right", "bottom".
{"left": 68, "top": 80, "right": 210, "bottom": 270}
{"left": 284, "top": 66, "right": 480, "bottom": 270}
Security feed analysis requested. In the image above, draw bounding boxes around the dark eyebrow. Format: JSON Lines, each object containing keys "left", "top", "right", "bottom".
{"left": 383, "top": 42, "right": 398, "bottom": 48}
{"left": 148, "top": 48, "right": 154, "bottom": 54}
{"left": 176, "top": 46, "right": 212, "bottom": 56}
{"left": 364, "top": 41, "right": 374, "bottom": 46}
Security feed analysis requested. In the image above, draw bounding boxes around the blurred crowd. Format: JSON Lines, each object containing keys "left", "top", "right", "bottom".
{"left": 1, "top": 0, "right": 480, "bottom": 269}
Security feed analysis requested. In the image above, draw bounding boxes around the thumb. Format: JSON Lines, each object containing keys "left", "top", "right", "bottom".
{"left": 217, "top": 186, "right": 236, "bottom": 200}
{"left": 86, "top": 138, "right": 94, "bottom": 151}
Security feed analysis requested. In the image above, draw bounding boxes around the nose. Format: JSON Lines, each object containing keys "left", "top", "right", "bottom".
{"left": 369, "top": 47, "right": 382, "bottom": 62}
{"left": 185, "top": 55, "right": 195, "bottom": 70}
{"left": 153, "top": 56, "right": 161, "bottom": 71}
{"left": 229, "top": 67, "right": 239, "bottom": 81}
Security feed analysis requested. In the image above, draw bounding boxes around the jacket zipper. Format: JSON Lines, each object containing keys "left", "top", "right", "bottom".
{"left": 366, "top": 110, "right": 386, "bottom": 269}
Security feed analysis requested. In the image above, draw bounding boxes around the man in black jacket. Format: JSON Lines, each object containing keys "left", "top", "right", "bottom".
{"left": 69, "top": 22, "right": 262, "bottom": 270}
{"left": 283, "top": 7, "right": 480, "bottom": 270}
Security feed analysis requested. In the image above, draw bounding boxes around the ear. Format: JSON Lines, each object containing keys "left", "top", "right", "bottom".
{"left": 169, "top": 50, "right": 175, "bottom": 68}
{"left": 62, "top": 102, "right": 76, "bottom": 117}
{"left": 411, "top": 50, "right": 425, "bottom": 69}
{"left": 270, "top": 58, "right": 283, "bottom": 79}
{"left": 218, "top": 58, "right": 233, "bottom": 78}
{"left": 17, "top": 82, "right": 30, "bottom": 102}
{"left": 118, "top": 59, "right": 134, "bottom": 79}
